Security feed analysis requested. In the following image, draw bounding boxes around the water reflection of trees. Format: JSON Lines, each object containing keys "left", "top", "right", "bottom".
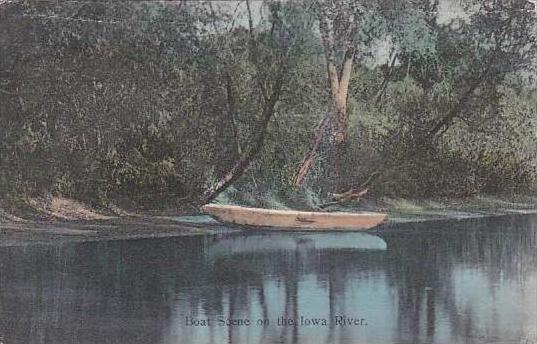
{"left": 0, "top": 215, "right": 535, "bottom": 344}
{"left": 197, "top": 249, "right": 386, "bottom": 344}
{"left": 381, "top": 215, "right": 537, "bottom": 343}
{"left": 0, "top": 237, "right": 212, "bottom": 344}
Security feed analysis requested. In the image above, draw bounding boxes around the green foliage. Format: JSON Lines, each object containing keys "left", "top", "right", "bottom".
{"left": 1, "top": 0, "right": 536, "bottom": 208}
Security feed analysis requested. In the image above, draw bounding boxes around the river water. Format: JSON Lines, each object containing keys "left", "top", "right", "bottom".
{"left": 0, "top": 215, "right": 536, "bottom": 344}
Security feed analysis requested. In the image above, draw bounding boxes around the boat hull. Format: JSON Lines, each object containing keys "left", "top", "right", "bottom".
{"left": 201, "top": 204, "right": 387, "bottom": 231}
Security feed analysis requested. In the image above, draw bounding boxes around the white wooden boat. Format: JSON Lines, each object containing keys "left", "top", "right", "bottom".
{"left": 201, "top": 204, "right": 387, "bottom": 231}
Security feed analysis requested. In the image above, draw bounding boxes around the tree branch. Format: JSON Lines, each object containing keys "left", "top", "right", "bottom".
{"left": 426, "top": 76, "right": 484, "bottom": 140}
{"left": 317, "top": 171, "right": 381, "bottom": 209}
{"left": 199, "top": 61, "right": 288, "bottom": 205}
{"left": 375, "top": 52, "right": 398, "bottom": 105}
{"left": 291, "top": 113, "right": 332, "bottom": 187}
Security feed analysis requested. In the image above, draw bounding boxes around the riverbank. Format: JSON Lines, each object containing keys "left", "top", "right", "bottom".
{"left": 0, "top": 196, "right": 217, "bottom": 246}
{"left": 0, "top": 195, "right": 536, "bottom": 246}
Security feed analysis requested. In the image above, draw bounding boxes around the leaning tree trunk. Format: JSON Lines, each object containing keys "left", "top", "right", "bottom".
{"left": 198, "top": 0, "right": 290, "bottom": 206}
{"left": 199, "top": 67, "right": 286, "bottom": 205}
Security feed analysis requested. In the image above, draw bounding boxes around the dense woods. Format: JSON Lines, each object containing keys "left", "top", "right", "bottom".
{"left": 1, "top": 0, "right": 536, "bottom": 210}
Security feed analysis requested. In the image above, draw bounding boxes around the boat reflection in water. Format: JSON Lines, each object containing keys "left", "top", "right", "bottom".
{"left": 207, "top": 231, "right": 387, "bottom": 258}
{"left": 0, "top": 215, "right": 536, "bottom": 344}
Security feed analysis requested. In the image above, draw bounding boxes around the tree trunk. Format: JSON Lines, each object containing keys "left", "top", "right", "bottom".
{"left": 326, "top": 93, "right": 348, "bottom": 191}
{"left": 292, "top": 65, "right": 352, "bottom": 188}
{"left": 199, "top": 67, "right": 286, "bottom": 205}
{"left": 291, "top": 113, "right": 331, "bottom": 187}
{"left": 212, "top": 74, "right": 241, "bottom": 177}
{"left": 291, "top": 9, "right": 355, "bottom": 189}
{"left": 426, "top": 77, "right": 482, "bottom": 141}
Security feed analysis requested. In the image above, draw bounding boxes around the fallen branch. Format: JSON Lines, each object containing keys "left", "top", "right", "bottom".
{"left": 318, "top": 188, "right": 369, "bottom": 209}
{"left": 317, "top": 171, "right": 381, "bottom": 209}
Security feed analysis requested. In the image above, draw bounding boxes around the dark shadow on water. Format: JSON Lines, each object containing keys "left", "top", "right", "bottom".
{"left": 0, "top": 215, "right": 536, "bottom": 344}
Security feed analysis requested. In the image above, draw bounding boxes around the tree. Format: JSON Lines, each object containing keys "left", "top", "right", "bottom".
{"left": 200, "top": 0, "right": 311, "bottom": 205}
{"left": 292, "top": 0, "right": 362, "bottom": 189}
{"left": 364, "top": 0, "right": 537, "bottom": 196}
{"left": 425, "top": 0, "right": 537, "bottom": 141}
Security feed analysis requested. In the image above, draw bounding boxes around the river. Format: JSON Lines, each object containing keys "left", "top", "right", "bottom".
{"left": 0, "top": 215, "right": 536, "bottom": 344}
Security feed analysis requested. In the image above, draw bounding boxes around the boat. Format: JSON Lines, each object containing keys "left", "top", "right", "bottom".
{"left": 200, "top": 204, "right": 387, "bottom": 231}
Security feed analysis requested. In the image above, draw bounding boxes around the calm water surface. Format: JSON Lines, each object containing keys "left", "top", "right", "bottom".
{"left": 0, "top": 215, "right": 536, "bottom": 344}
